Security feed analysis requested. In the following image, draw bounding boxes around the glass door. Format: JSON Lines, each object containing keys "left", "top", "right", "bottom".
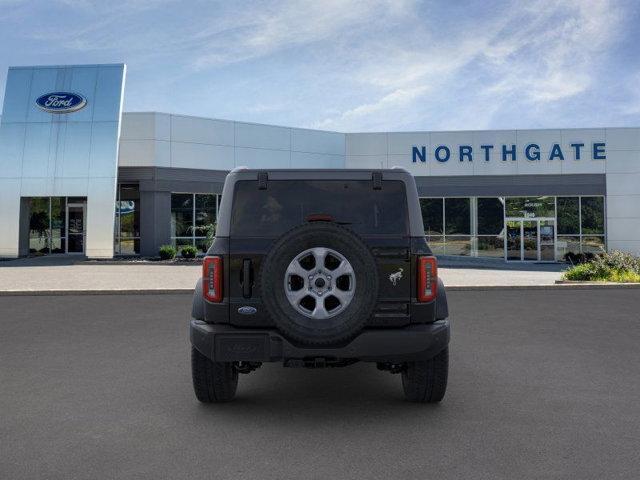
{"left": 539, "top": 220, "right": 556, "bottom": 261}
{"left": 504, "top": 218, "right": 556, "bottom": 261}
{"left": 522, "top": 221, "right": 538, "bottom": 261}
{"left": 506, "top": 220, "right": 522, "bottom": 261}
{"left": 66, "top": 203, "right": 86, "bottom": 254}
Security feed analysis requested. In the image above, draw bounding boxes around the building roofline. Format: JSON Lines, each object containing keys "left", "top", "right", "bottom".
{"left": 122, "top": 112, "right": 639, "bottom": 135}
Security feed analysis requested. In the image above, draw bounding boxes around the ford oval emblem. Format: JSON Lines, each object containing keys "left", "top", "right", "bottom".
{"left": 35, "top": 92, "right": 87, "bottom": 114}
{"left": 238, "top": 306, "right": 257, "bottom": 315}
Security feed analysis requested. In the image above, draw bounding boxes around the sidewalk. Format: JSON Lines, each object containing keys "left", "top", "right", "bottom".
{"left": 0, "top": 256, "right": 565, "bottom": 294}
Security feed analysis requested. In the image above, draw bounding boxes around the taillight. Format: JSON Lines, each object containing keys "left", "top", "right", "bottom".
{"left": 417, "top": 256, "right": 437, "bottom": 302}
{"left": 203, "top": 256, "right": 223, "bottom": 302}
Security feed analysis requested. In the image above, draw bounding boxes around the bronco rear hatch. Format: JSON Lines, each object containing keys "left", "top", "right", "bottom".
{"left": 226, "top": 175, "right": 412, "bottom": 327}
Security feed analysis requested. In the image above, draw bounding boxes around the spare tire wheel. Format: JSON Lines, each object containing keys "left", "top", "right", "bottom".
{"left": 260, "top": 222, "right": 379, "bottom": 346}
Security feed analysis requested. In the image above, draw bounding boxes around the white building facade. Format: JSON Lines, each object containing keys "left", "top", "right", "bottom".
{"left": 1, "top": 64, "right": 639, "bottom": 261}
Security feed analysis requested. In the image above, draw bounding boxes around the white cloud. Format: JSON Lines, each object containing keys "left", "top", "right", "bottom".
{"left": 190, "top": 0, "right": 413, "bottom": 69}
{"left": 315, "top": 0, "right": 625, "bottom": 130}
{"left": 2, "top": 0, "right": 630, "bottom": 130}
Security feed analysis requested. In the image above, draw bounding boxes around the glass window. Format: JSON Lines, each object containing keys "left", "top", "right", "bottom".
{"left": 170, "top": 193, "right": 220, "bottom": 254}
{"left": 115, "top": 184, "right": 140, "bottom": 255}
{"left": 426, "top": 235, "right": 444, "bottom": 256}
{"left": 445, "top": 235, "right": 471, "bottom": 256}
{"left": 171, "top": 193, "right": 193, "bottom": 238}
{"left": 477, "top": 235, "right": 504, "bottom": 258}
{"left": 506, "top": 196, "right": 555, "bottom": 218}
{"left": 581, "top": 197, "right": 605, "bottom": 234}
{"left": 477, "top": 198, "right": 504, "bottom": 235}
{"left": 119, "top": 185, "right": 140, "bottom": 238}
{"left": 582, "top": 236, "right": 606, "bottom": 254}
{"left": 557, "top": 197, "right": 579, "bottom": 235}
{"left": 173, "top": 237, "right": 193, "bottom": 249}
{"left": 420, "top": 198, "right": 443, "bottom": 235}
{"left": 195, "top": 194, "right": 216, "bottom": 229}
{"left": 195, "top": 238, "right": 210, "bottom": 254}
{"left": 27, "top": 196, "right": 83, "bottom": 255}
{"left": 557, "top": 236, "right": 581, "bottom": 259}
{"left": 445, "top": 198, "right": 470, "bottom": 235}
{"left": 50, "top": 197, "right": 66, "bottom": 240}
{"left": 29, "top": 198, "right": 50, "bottom": 254}
{"left": 231, "top": 180, "right": 408, "bottom": 237}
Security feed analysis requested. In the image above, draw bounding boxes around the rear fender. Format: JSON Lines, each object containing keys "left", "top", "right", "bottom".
{"left": 435, "top": 278, "right": 448, "bottom": 320}
{"left": 192, "top": 278, "right": 205, "bottom": 320}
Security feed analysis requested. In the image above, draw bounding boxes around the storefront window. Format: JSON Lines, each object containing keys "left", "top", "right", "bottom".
{"left": 420, "top": 198, "right": 472, "bottom": 255}
{"left": 171, "top": 193, "right": 218, "bottom": 253}
{"left": 419, "top": 198, "right": 443, "bottom": 235}
{"left": 505, "top": 196, "right": 555, "bottom": 218}
{"left": 426, "top": 235, "right": 444, "bottom": 255}
{"left": 27, "top": 197, "right": 82, "bottom": 255}
{"left": 557, "top": 197, "right": 579, "bottom": 235}
{"left": 114, "top": 184, "right": 140, "bottom": 255}
{"left": 582, "top": 236, "right": 606, "bottom": 254}
{"left": 581, "top": 197, "right": 605, "bottom": 234}
{"left": 418, "top": 195, "right": 605, "bottom": 261}
{"left": 445, "top": 198, "right": 470, "bottom": 235}
{"left": 445, "top": 235, "right": 471, "bottom": 256}
{"left": 171, "top": 193, "right": 193, "bottom": 238}
{"left": 557, "top": 236, "right": 581, "bottom": 259}
{"left": 50, "top": 197, "right": 66, "bottom": 254}
{"left": 477, "top": 198, "right": 504, "bottom": 235}
{"left": 29, "top": 198, "right": 51, "bottom": 254}
{"left": 477, "top": 235, "right": 505, "bottom": 258}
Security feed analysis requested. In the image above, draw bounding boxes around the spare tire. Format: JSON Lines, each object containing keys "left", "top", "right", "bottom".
{"left": 260, "top": 222, "right": 379, "bottom": 346}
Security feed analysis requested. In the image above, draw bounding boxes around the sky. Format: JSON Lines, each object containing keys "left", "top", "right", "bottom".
{"left": 0, "top": 0, "right": 639, "bottom": 132}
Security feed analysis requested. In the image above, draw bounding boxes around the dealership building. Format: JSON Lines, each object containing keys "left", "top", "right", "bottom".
{"left": 1, "top": 63, "right": 639, "bottom": 261}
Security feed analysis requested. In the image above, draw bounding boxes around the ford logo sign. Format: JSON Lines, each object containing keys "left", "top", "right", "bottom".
{"left": 238, "top": 306, "right": 257, "bottom": 315}
{"left": 35, "top": 92, "right": 87, "bottom": 114}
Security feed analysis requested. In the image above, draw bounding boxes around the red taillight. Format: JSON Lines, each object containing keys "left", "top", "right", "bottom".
{"left": 203, "top": 256, "right": 223, "bottom": 302}
{"left": 417, "top": 256, "right": 438, "bottom": 302}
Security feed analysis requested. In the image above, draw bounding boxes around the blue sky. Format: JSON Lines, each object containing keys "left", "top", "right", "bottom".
{"left": 0, "top": 0, "right": 639, "bottom": 131}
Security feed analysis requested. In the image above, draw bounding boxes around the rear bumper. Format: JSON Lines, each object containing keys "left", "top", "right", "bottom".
{"left": 190, "top": 320, "right": 450, "bottom": 364}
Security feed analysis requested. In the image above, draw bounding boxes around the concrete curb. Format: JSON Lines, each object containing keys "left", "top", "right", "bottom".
{"left": 2, "top": 282, "right": 640, "bottom": 296}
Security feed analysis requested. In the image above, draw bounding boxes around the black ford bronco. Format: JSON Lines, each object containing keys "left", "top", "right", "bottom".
{"left": 190, "top": 168, "right": 450, "bottom": 403}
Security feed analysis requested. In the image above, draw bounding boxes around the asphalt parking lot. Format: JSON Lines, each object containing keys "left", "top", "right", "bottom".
{"left": 1, "top": 289, "right": 639, "bottom": 480}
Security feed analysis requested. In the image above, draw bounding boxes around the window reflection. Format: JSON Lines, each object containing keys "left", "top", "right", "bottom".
{"left": 171, "top": 193, "right": 218, "bottom": 253}
{"left": 114, "top": 184, "right": 140, "bottom": 255}
{"left": 419, "top": 195, "right": 606, "bottom": 260}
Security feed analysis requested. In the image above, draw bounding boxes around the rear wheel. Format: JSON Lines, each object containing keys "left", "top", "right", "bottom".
{"left": 401, "top": 347, "right": 449, "bottom": 403}
{"left": 191, "top": 347, "right": 238, "bottom": 403}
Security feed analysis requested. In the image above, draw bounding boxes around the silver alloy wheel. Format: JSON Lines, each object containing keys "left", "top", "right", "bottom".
{"left": 284, "top": 247, "right": 356, "bottom": 319}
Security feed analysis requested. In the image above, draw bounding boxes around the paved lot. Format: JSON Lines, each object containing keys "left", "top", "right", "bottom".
{"left": 1, "top": 289, "right": 639, "bottom": 479}
{"left": 0, "top": 257, "right": 564, "bottom": 292}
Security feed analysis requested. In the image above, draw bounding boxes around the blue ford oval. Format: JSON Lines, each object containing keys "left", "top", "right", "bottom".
{"left": 35, "top": 92, "right": 87, "bottom": 114}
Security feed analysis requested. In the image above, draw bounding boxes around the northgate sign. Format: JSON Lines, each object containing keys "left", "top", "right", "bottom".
{"left": 412, "top": 142, "right": 606, "bottom": 163}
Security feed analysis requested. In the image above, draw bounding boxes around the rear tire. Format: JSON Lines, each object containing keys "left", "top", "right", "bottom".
{"left": 402, "top": 347, "right": 449, "bottom": 403}
{"left": 191, "top": 347, "right": 238, "bottom": 403}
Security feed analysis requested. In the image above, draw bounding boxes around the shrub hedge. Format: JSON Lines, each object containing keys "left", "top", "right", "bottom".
{"left": 180, "top": 245, "right": 198, "bottom": 258}
{"left": 563, "top": 250, "right": 640, "bottom": 282}
{"left": 159, "top": 245, "right": 177, "bottom": 260}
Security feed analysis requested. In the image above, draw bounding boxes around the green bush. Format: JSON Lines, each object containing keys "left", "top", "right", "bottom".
{"left": 180, "top": 245, "right": 198, "bottom": 258}
{"left": 563, "top": 250, "right": 640, "bottom": 282}
{"left": 594, "top": 250, "right": 640, "bottom": 273}
{"left": 159, "top": 245, "right": 177, "bottom": 260}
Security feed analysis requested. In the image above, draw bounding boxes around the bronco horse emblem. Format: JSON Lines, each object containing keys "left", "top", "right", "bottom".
{"left": 389, "top": 268, "right": 403, "bottom": 286}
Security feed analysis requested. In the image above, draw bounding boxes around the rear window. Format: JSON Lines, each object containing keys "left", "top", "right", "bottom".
{"left": 230, "top": 180, "right": 408, "bottom": 236}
